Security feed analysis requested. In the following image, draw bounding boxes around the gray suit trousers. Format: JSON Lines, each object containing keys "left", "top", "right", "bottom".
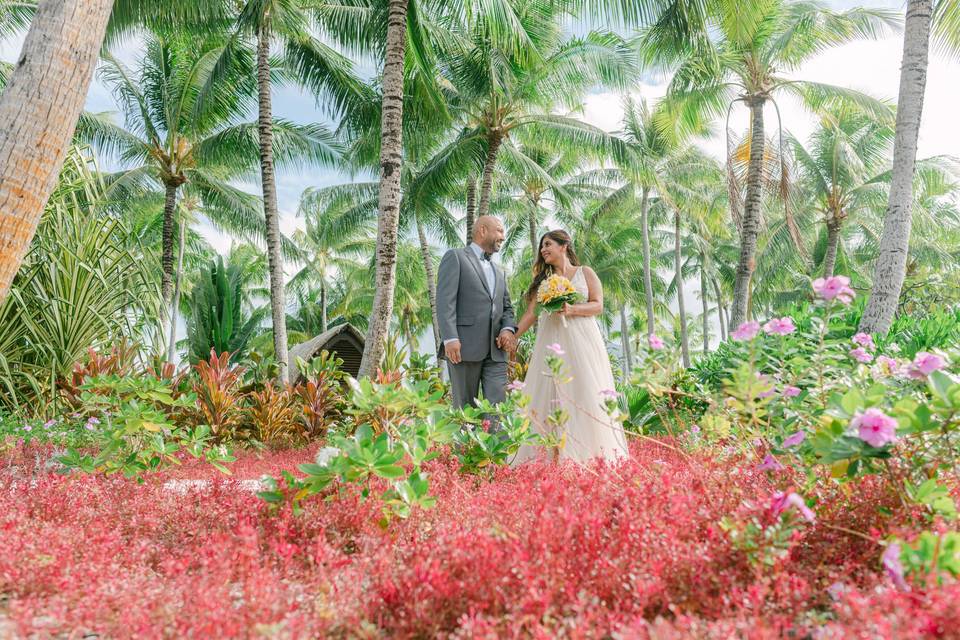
{"left": 448, "top": 357, "right": 508, "bottom": 410}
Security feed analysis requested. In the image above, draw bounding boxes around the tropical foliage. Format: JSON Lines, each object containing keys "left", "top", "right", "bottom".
{"left": 1, "top": 0, "right": 960, "bottom": 636}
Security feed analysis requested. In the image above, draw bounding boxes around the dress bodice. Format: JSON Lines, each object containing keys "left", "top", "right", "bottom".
{"left": 570, "top": 266, "right": 587, "bottom": 297}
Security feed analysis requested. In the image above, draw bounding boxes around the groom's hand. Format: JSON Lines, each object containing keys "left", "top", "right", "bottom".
{"left": 497, "top": 330, "right": 517, "bottom": 353}
{"left": 444, "top": 340, "right": 462, "bottom": 364}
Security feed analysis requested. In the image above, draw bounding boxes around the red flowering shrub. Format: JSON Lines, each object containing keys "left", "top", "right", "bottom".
{"left": 1, "top": 440, "right": 957, "bottom": 638}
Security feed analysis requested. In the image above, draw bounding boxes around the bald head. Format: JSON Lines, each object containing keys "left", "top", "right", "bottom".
{"left": 472, "top": 216, "right": 505, "bottom": 254}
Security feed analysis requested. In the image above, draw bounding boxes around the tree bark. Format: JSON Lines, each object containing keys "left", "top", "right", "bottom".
{"left": 160, "top": 180, "right": 180, "bottom": 341}
{"left": 358, "top": 0, "right": 409, "bottom": 378}
{"left": 167, "top": 216, "right": 186, "bottom": 364}
{"left": 619, "top": 303, "right": 632, "bottom": 384}
{"left": 416, "top": 217, "right": 441, "bottom": 360}
{"left": 700, "top": 259, "right": 709, "bottom": 354}
{"left": 477, "top": 132, "right": 503, "bottom": 219}
{"left": 0, "top": 0, "right": 113, "bottom": 304}
{"left": 639, "top": 186, "right": 655, "bottom": 336}
{"left": 465, "top": 177, "right": 476, "bottom": 244}
{"left": 674, "top": 210, "right": 690, "bottom": 367}
{"left": 730, "top": 98, "right": 766, "bottom": 329}
{"left": 712, "top": 277, "right": 727, "bottom": 341}
{"left": 822, "top": 219, "right": 842, "bottom": 278}
{"left": 860, "top": 0, "right": 932, "bottom": 335}
{"left": 528, "top": 205, "right": 538, "bottom": 255}
{"left": 257, "top": 21, "right": 289, "bottom": 383}
{"left": 320, "top": 278, "right": 328, "bottom": 334}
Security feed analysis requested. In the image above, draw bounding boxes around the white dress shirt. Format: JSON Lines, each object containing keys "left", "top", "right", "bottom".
{"left": 470, "top": 242, "right": 496, "bottom": 296}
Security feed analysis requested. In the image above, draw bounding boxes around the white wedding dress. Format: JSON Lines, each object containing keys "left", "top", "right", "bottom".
{"left": 512, "top": 267, "right": 629, "bottom": 465}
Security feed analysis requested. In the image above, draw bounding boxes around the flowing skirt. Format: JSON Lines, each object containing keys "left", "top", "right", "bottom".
{"left": 512, "top": 312, "right": 629, "bottom": 465}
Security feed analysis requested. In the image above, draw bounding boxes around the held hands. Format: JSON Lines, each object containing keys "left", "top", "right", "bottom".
{"left": 559, "top": 302, "right": 577, "bottom": 317}
{"left": 496, "top": 330, "right": 518, "bottom": 353}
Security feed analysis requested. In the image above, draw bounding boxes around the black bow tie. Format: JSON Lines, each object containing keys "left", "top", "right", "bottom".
{"left": 481, "top": 252, "right": 492, "bottom": 262}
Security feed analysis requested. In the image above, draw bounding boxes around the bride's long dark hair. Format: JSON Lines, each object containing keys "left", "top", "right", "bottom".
{"left": 525, "top": 229, "right": 581, "bottom": 303}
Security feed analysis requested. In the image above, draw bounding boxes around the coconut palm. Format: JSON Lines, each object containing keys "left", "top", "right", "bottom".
{"left": 290, "top": 183, "right": 378, "bottom": 336}
{"left": 196, "top": 0, "right": 360, "bottom": 382}
{"left": 78, "top": 32, "right": 337, "bottom": 352}
{"left": 617, "top": 97, "right": 709, "bottom": 339}
{"left": 788, "top": 102, "right": 895, "bottom": 279}
{"left": 0, "top": 0, "right": 113, "bottom": 305}
{"left": 860, "top": 0, "right": 933, "bottom": 333}
{"left": 0, "top": 0, "right": 238, "bottom": 306}
{"left": 638, "top": 0, "right": 897, "bottom": 328}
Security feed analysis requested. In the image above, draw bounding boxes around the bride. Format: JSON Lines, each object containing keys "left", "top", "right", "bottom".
{"left": 511, "top": 230, "right": 629, "bottom": 465}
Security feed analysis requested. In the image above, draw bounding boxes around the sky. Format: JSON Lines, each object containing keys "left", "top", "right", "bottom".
{"left": 2, "top": 0, "right": 959, "bottom": 351}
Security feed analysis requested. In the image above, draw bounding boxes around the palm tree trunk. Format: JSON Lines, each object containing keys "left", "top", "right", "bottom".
{"left": 675, "top": 210, "right": 690, "bottom": 367}
{"left": 730, "top": 98, "right": 766, "bottom": 328}
{"left": 257, "top": 21, "right": 290, "bottom": 383}
{"left": 0, "top": 0, "right": 113, "bottom": 304}
{"left": 712, "top": 277, "right": 727, "bottom": 341}
{"left": 639, "top": 186, "right": 655, "bottom": 336}
{"left": 320, "top": 278, "right": 328, "bottom": 334}
{"left": 465, "top": 177, "right": 476, "bottom": 244}
{"left": 528, "top": 206, "right": 538, "bottom": 255}
{"left": 700, "top": 258, "right": 709, "bottom": 354}
{"left": 416, "top": 217, "right": 441, "bottom": 359}
{"left": 822, "top": 219, "right": 842, "bottom": 278}
{"left": 167, "top": 217, "right": 186, "bottom": 363}
{"left": 860, "top": 0, "right": 932, "bottom": 335}
{"left": 619, "top": 303, "right": 632, "bottom": 384}
{"left": 358, "top": 0, "right": 409, "bottom": 378}
{"left": 160, "top": 181, "right": 180, "bottom": 340}
{"left": 477, "top": 132, "right": 503, "bottom": 219}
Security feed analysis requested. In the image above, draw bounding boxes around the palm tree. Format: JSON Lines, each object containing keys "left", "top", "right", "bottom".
{"left": 290, "top": 183, "right": 378, "bottom": 335}
{"left": 618, "top": 97, "right": 707, "bottom": 339}
{"left": 0, "top": 0, "right": 113, "bottom": 304}
{"left": 860, "top": 0, "right": 933, "bottom": 334}
{"left": 80, "top": 32, "right": 336, "bottom": 352}
{"left": 788, "top": 102, "right": 895, "bottom": 279}
{"left": 358, "top": 0, "right": 411, "bottom": 377}
{"left": 639, "top": 0, "right": 897, "bottom": 328}
{"left": 201, "top": 0, "right": 360, "bottom": 382}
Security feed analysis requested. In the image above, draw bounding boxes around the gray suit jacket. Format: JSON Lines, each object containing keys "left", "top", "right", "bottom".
{"left": 436, "top": 247, "right": 516, "bottom": 362}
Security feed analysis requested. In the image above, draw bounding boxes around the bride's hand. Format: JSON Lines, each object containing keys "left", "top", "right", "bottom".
{"left": 560, "top": 302, "right": 575, "bottom": 317}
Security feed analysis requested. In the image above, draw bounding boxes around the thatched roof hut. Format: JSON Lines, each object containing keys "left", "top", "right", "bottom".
{"left": 288, "top": 323, "right": 365, "bottom": 382}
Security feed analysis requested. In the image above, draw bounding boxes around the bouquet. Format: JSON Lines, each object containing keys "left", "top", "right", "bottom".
{"left": 537, "top": 274, "right": 582, "bottom": 327}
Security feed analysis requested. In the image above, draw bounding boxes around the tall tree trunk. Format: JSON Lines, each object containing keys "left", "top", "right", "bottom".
{"left": 358, "top": 0, "right": 409, "bottom": 378}
{"left": 700, "top": 259, "right": 709, "bottom": 354}
{"left": 712, "top": 277, "right": 727, "bottom": 341}
{"left": 465, "top": 177, "right": 476, "bottom": 244}
{"left": 320, "top": 278, "right": 328, "bottom": 334}
{"left": 416, "top": 217, "right": 441, "bottom": 360}
{"left": 477, "top": 132, "right": 503, "bottom": 219}
{"left": 528, "top": 206, "right": 538, "bottom": 255}
{"left": 860, "top": 0, "right": 932, "bottom": 335}
{"left": 257, "top": 21, "right": 289, "bottom": 383}
{"left": 675, "top": 210, "right": 690, "bottom": 367}
{"left": 730, "top": 98, "right": 766, "bottom": 328}
{"left": 167, "top": 216, "right": 186, "bottom": 364}
{"left": 0, "top": 0, "right": 113, "bottom": 304}
{"left": 822, "top": 219, "right": 842, "bottom": 278}
{"left": 160, "top": 180, "right": 180, "bottom": 342}
{"left": 619, "top": 303, "right": 632, "bottom": 384}
{"left": 639, "top": 186, "right": 655, "bottom": 336}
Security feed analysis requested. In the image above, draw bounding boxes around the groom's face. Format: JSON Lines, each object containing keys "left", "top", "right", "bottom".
{"left": 477, "top": 219, "right": 505, "bottom": 254}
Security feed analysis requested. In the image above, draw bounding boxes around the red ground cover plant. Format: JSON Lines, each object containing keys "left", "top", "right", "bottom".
{"left": 1, "top": 441, "right": 957, "bottom": 639}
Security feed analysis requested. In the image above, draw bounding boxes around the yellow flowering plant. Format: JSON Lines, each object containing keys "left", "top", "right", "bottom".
{"left": 536, "top": 274, "right": 582, "bottom": 314}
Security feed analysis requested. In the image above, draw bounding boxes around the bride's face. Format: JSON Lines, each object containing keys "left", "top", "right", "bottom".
{"left": 539, "top": 237, "right": 566, "bottom": 267}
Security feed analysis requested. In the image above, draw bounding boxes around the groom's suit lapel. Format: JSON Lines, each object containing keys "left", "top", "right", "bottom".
{"left": 463, "top": 247, "right": 493, "bottom": 298}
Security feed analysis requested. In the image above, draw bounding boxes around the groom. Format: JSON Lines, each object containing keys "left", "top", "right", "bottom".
{"left": 436, "top": 215, "right": 517, "bottom": 409}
